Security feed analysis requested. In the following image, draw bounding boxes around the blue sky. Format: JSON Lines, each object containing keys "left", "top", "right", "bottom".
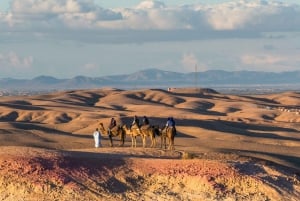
{"left": 1, "top": 0, "right": 300, "bottom": 79}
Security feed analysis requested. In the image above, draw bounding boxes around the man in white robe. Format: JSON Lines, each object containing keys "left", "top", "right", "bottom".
{"left": 93, "top": 128, "right": 101, "bottom": 148}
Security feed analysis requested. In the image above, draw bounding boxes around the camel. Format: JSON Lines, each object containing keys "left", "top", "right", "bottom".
{"left": 98, "top": 122, "right": 125, "bottom": 147}
{"left": 161, "top": 126, "right": 176, "bottom": 150}
{"left": 121, "top": 124, "right": 140, "bottom": 147}
{"left": 139, "top": 125, "right": 157, "bottom": 148}
{"left": 157, "top": 127, "right": 167, "bottom": 149}
{"left": 122, "top": 123, "right": 157, "bottom": 148}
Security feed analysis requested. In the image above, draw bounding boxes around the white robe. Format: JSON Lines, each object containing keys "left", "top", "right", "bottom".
{"left": 93, "top": 131, "right": 101, "bottom": 148}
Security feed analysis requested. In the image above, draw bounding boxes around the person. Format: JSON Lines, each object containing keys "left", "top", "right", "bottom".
{"left": 141, "top": 115, "right": 150, "bottom": 130}
{"left": 166, "top": 117, "right": 175, "bottom": 127}
{"left": 93, "top": 128, "right": 101, "bottom": 148}
{"left": 142, "top": 116, "right": 149, "bottom": 126}
{"left": 108, "top": 117, "right": 117, "bottom": 136}
{"left": 131, "top": 115, "right": 140, "bottom": 128}
{"left": 166, "top": 117, "right": 177, "bottom": 135}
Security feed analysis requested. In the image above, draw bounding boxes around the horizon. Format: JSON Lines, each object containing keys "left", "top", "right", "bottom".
{"left": 1, "top": 68, "right": 300, "bottom": 80}
{"left": 0, "top": 0, "right": 300, "bottom": 79}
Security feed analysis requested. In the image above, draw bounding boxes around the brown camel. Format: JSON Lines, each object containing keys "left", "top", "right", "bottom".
{"left": 122, "top": 124, "right": 140, "bottom": 147}
{"left": 161, "top": 126, "right": 176, "bottom": 150}
{"left": 123, "top": 124, "right": 157, "bottom": 148}
{"left": 139, "top": 125, "right": 157, "bottom": 148}
{"left": 98, "top": 122, "right": 125, "bottom": 147}
{"left": 157, "top": 127, "right": 167, "bottom": 149}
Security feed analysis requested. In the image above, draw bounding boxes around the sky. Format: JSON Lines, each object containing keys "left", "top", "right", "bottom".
{"left": 0, "top": 0, "right": 300, "bottom": 79}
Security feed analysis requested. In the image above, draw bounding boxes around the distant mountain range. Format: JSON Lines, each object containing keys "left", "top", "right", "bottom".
{"left": 1, "top": 69, "right": 300, "bottom": 91}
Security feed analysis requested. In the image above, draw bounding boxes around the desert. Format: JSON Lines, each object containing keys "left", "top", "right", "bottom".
{"left": 0, "top": 87, "right": 299, "bottom": 201}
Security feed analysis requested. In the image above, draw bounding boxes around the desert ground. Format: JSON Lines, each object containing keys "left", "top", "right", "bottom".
{"left": 0, "top": 88, "right": 299, "bottom": 201}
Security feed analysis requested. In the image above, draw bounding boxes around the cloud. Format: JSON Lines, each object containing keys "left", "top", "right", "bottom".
{"left": 4, "top": 0, "right": 122, "bottom": 30}
{"left": 0, "top": 0, "right": 300, "bottom": 42}
{"left": 181, "top": 53, "right": 199, "bottom": 72}
{"left": 204, "top": 1, "right": 274, "bottom": 30}
{"left": 181, "top": 52, "right": 210, "bottom": 73}
{"left": 241, "top": 54, "right": 284, "bottom": 65}
{"left": 83, "top": 62, "right": 97, "bottom": 70}
{"left": 0, "top": 51, "right": 33, "bottom": 68}
{"left": 11, "top": 0, "right": 81, "bottom": 13}
{"left": 135, "top": 1, "right": 166, "bottom": 9}
{"left": 240, "top": 53, "right": 300, "bottom": 71}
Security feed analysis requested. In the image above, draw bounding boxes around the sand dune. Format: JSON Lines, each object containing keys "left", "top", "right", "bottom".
{"left": 265, "top": 92, "right": 300, "bottom": 106}
{"left": 0, "top": 88, "right": 299, "bottom": 200}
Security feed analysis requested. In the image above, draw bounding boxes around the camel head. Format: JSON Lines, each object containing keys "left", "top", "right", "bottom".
{"left": 98, "top": 122, "right": 106, "bottom": 131}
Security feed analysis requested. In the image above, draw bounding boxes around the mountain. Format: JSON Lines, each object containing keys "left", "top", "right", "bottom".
{"left": 193, "top": 70, "right": 300, "bottom": 84}
{"left": 1, "top": 69, "right": 300, "bottom": 91}
{"left": 32, "top": 76, "right": 61, "bottom": 84}
{"left": 124, "top": 68, "right": 185, "bottom": 81}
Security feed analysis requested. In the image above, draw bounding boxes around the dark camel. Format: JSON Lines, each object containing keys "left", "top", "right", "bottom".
{"left": 98, "top": 122, "right": 125, "bottom": 147}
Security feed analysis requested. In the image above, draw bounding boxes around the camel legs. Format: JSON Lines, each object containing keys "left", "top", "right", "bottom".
{"left": 142, "top": 135, "right": 147, "bottom": 148}
{"left": 168, "top": 136, "right": 175, "bottom": 150}
{"left": 133, "top": 136, "right": 136, "bottom": 147}
{"left": 165, "top": 127, "right": 175, "bottom": 150}
{"left": 161, "top": 135, "right": 167, "bottom": 149}
{"left": 118, "top": 133, "right": 125, "bottom": 147}
{"left": 160, "top": 128, "right": 167, "bottom": 149}
{"left": 131, "top": 136, "right": 134, "bottom": 147}
{"left": 150, "top": 136, "right": 156, "bottom": 148}
{"left": 168, "top": 138, "right": 174, "bottom": 150}
{"left": 167, "top": 137, "right": 172, "bottom": 150}
{"left": 131, "top": 136, "right": 137, "bottom": 148}
{"left": 108, "top": 134, "right": 113, "bottom": 147}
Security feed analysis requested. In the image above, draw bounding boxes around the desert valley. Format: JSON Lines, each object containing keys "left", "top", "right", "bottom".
{"left": 0, "top": 87, "right": 299, "bottom": 201}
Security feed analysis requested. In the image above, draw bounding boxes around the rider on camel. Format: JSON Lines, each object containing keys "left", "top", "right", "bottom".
{"left": 141, "top": 115, "right": 150, "bottom": 130}
{"left": 108, "top": 117, "right": 117, "bottom": 136}
{"left": 166, "top": 117, "right": 176, "bottom": 135}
